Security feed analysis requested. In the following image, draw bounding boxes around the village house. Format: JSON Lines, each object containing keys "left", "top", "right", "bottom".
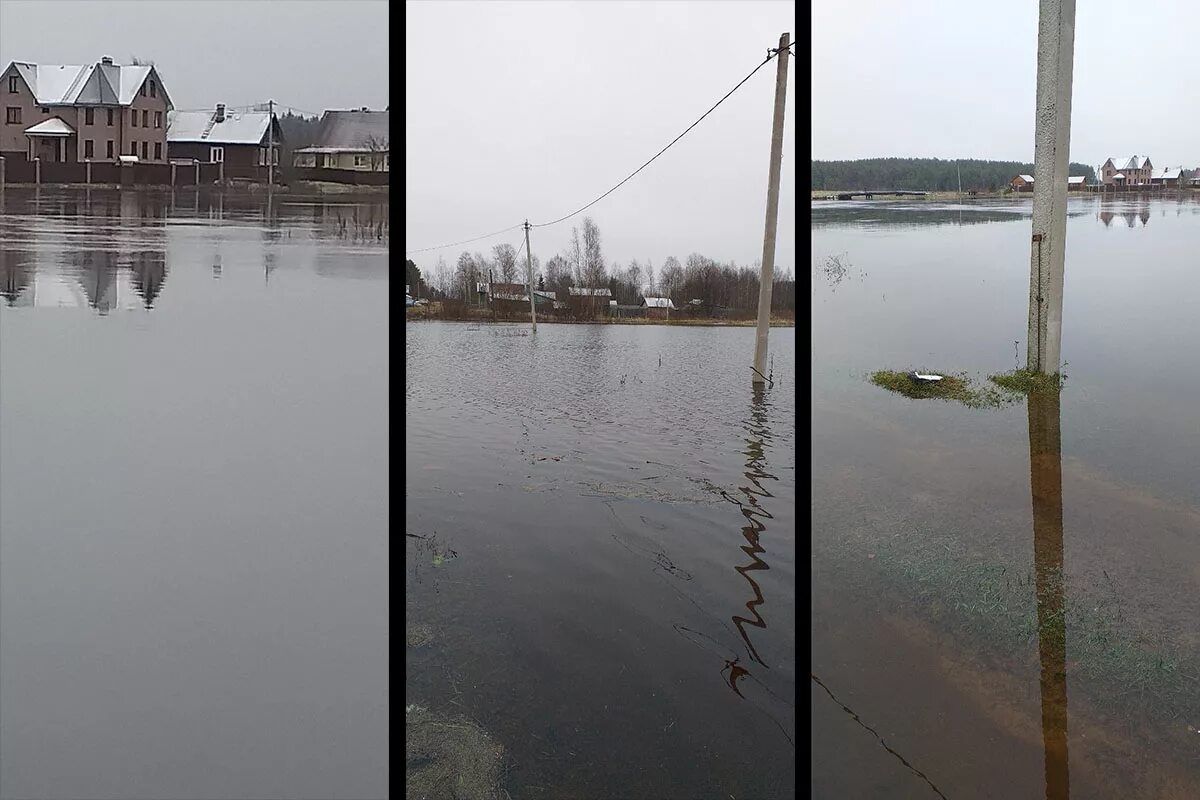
{"left": 1011, "top": 174, "right": 1034, "bottom": 192}
{"left": 1149, "top": 167, "right": 1185, "bottom": 188}
{"left": 641, "top": 296, "right": 676, "bottom": 319}
{"left": 1068, "top": 176, "right": 1085, "bottom": 191}
{"left": 2, "top": 57, "right": 172, "bottom": 164}
{"left": 293, "top": 108, "right": 388, "bottom": 172}
{"left": 564, "top": 286, "right": 612, "bottom": 318}
{"left": 1100, "top": 156, "right": 1152, "bottom": 186}
{"left": 167, "top": 104, "right": 282, "bottom": 181}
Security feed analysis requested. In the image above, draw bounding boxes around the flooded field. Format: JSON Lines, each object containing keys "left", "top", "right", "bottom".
{"left": 812, "top": 196, "right": 1200, "bottom": 798}
{"left": 0, "top": 189, "right": 389, "bottom": 798}
{"left": 406, "top": 322, "right": 797, "bottom": 797}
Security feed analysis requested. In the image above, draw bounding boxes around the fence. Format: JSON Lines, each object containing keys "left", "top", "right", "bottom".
{"left": 293, "top": 166, "right": 391, "bottom": 186}
{"left": 0, "top": 157, "right": 227, "bottom": 187}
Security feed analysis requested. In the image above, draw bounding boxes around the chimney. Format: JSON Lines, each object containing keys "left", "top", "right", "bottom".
{"left": 101, "top": 56, "right": 113, "bottom": 65}
{"left": 215, "top": 103, "right": 225, "bottom": 123}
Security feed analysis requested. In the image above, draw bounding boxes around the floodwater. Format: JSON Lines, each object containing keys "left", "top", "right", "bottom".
{"left": 406, "top": 323, "right": 797, "bottom": 797}
{"left": 0, "top": 188, "right": 389, "bottom": 798}
{"left": 812, "top": 196, "right": 1200, "bottom": 798}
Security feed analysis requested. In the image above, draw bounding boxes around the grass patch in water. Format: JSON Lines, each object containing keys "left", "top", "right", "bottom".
{"left": 869, "top": 370, "right": 1016, "bottom": 409}
{"left": 988, "top": 368, "right": 1065, "bottom": 395}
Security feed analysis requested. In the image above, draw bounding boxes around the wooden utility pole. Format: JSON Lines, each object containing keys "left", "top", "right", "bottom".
{"left": 752, "top": 33, "right": 789, "bottom": 385}
{"left": 524, "top": 220, "right": 537, "bottom": 331}
{"left": 1027, "top": 0, "right": 1076, "bottom": 374}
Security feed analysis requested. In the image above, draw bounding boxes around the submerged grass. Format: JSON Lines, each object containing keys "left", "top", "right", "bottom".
{"left": 869, "top": 370, "right": 1018, "bottom": 409}
{"left": 988, "top": 368, "right": 1066, "bottom": 395}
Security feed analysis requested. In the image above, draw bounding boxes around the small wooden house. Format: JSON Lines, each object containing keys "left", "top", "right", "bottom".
{"left": 641, "top": 296, "right": 675, "bottom": 319}
{"left": 1011, "top": 174, "right": 1034, "bottom": 192}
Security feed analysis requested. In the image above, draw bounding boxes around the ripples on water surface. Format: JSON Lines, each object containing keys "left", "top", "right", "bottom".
{"left": 406, "top": 322, "right": 797, "bottom": 798}
{"left": 812, "top": 196, "right": 1200, "bottom": 799}
{"left": 0, "top": 189, "right": 389, "bottom": 799}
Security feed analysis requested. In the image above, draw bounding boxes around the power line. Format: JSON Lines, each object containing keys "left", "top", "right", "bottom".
{"left": 530, "top": 46, "right": 788, "bottom": 229}
{"left": 405, "top": 223, "right": 524, "bottom": 255}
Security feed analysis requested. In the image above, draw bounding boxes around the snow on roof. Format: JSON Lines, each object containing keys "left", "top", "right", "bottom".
{"left": 168, "top": 109, "right": 275, "bottom": 145}
{"left": 641, "top": 297, "right": 676, "bottom": 309}
{"left": 1113, "top": 172, "right": 1126, "bottom": 179}
{"left": 568, "top": 287, "right": 611, "bottom": 297}
{"left": 1067, "top": 176, "right": 1085, "bottom": 184}
{"left": 24, "top": 117, "right": 75, "bottom": 136}
{"left": 1017, "top": 174, "right": 1035, "bottom": 182}
{"left": 8, "top": 60, "right": 165, "bottom": 108}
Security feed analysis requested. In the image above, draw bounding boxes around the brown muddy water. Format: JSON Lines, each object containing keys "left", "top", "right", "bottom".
{"left": 0, "top": 188, "right": 388, "bottom": 798}
{"left": 812, "top": 197, "right": 1200, "bottom": 799}
{"left": 406, "top": 322, "right": 797, "bottom": 798}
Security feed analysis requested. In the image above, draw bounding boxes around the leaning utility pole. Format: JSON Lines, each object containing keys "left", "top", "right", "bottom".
{"left": 1027, "top": 0, "right": 1076, "bottom": 374}
{"left": 752, "top": 33, "right": 789, "bottom": 385}
{"left": 524, "top": 220, "right": 537, "bottom": 331}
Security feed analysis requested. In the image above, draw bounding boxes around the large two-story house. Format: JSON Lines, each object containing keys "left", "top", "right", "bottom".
{"left": 2, "top": 57, "right": 173, "bottom": 164}
{"left": 1100, "top": 155, "right": 1152, "bottom": 186}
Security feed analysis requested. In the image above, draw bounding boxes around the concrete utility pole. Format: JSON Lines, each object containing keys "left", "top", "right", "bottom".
{"left": 752, "top": 32, "right": 789, "bottom": 385}
{"left": 267, "top": 99, "right": 274, "bottom": 191}
{"left": 1027, "top": 0, "right": 1076, "bottom": 374}
{"left": 524, "top": 220, "right": 537, "bottom": 332}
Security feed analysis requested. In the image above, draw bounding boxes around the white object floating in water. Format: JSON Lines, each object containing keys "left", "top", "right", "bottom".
{"left": 911, "top": 372, "right": 945, "bottom": 382}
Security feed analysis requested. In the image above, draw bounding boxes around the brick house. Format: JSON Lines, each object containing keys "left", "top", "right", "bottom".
{"left": 167, "top": 104, "right": 282, "bottom": 181}
{"left": 2, "top": 57, "right": 172, "bottom": 164}
{"left": 1100, "top": 156, "right": 1152, "bottom": 186}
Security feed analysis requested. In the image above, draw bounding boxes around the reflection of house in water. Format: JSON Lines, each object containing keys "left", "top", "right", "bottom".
{"left": 74, "top": 250, "right": 120, "bottom": 314}
{"left": 0, "top": 248, "right": 36, "bottom": 306}
{"left": 1098, "top": 198, "right": 1150, "bottom": 228}
{"left": 129, "top": 250, "right": 168, "bottom": 308}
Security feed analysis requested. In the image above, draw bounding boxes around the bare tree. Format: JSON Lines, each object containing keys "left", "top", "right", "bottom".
{"left": 493, "top": 243, "right": 518, "bottom": 283}
{"left": 568, "top": 227, "right": 584, "bottom": 287}
{"left": 364, "top": 135, "right": 389, "bottom": 172}
{"left": 581, "top": 217, "right": 605, "bottom": 287}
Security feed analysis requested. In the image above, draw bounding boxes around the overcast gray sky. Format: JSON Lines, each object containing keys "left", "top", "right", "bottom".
{"left": 0, "top": 0, "right": 388, "bottom": 116}
{"left": 812, "top": 1, "right": 1199, "bottom": 171}
{"left": 405, "top": 1, "right": 796, "bottom": 275}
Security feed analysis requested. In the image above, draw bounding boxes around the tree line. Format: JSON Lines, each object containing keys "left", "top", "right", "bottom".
{"left": 811, "top": 158, "right": 1097, "bottom": 192}
{"left": 407, "top": 216, "right": 796, "bottom": 316}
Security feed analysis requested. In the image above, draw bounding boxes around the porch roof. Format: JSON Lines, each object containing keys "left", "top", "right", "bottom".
{"left": 24, "top": 117, "right": 75, "bottom": 136}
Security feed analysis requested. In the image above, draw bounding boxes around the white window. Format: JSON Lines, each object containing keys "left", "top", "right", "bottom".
{"left": 210, "top": 146, "right": 224, "bottom": 163}
{"left": 354, "top": 155, "right": 369, "bottom": 168}
{"left": 259, "top": 147, "right": 266, "bottom": 166}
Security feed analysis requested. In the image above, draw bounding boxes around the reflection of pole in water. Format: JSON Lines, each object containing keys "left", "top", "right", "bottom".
{"left": 730, "top": 383, "right": 778, "bottom": 666}
{"left": 1028, "top": 389, "right": 1069, "bottom": 800}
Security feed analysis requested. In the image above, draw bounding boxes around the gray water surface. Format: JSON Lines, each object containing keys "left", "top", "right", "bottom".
{"left": 406, "top": 321, "right": 797, "bottom": 799}
{"left": 0, "top": 189, "right": 389, "bottom": 799}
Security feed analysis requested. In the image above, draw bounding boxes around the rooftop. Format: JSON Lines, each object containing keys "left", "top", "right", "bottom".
{"left": 6, "top": 58, "right": 169, "bottom": 108}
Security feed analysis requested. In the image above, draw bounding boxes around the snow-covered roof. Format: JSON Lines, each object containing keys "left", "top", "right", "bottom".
{"left": 1067, "top": 176, "right": 1085, "bottom": 184}
{"left": 24, "top": 117, "right": 75, "bottom": 136}
{"left": 7, "top": 59, "right": 169, "bottom": 109}
{"left": 168, "top": 109, "right": 276, "bottom": 145}
{"left": 568, "top": 287, "right": 611, "bottom": 297}
{"left": 1017, "top": 174, "right": 1034, "bottom": 182}
{"left": 641, "top": 297, "right": 676, "bottom": 309}
{"left": 1113, "top": 172, "right": 1126, "bottom": 179}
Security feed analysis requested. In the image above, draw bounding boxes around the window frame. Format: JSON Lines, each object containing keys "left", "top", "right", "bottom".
{"left": 150, "top": 79, "right": 156, "bottom": 98}
{"left": 141, "top": 140, "right": 148, "bottom": 160}
{"left": 142, "top": 109, "right": 148, "bottom": 127}
{"left": 107, "top": 108, "right": 114, "bottom": 126}
{"left": 131, "top": 109, "right": 138, "bottom": 127}
{"left": 210, "top": 146, "right": 224, "bottom": 163}
{"left": 154, "top": 141, "right": 162, "bottom": 160}
{"left": 154, "top": 111, "right": 162, "bottom": 129}
{"left": 4, "top": 106, "right": 20, "bottom": 124}
{"left": 84, "top": 139, "right": 94, "bottom": 158}
{"left": 39, "top": 106, "right": 49, "bottom": 114}
{"left": 7, "top": 75, "right": 17, "bottom": 94}
{"left": 106, "top": 140, "right": 114, "bottom": 159}
{"left": 85, "top": 107, "right": 94, "bottom": 125}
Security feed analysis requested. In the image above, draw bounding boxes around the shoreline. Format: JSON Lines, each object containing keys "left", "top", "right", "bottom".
{"left": 404, "top": 315, "right": 795, "bottom": 328}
